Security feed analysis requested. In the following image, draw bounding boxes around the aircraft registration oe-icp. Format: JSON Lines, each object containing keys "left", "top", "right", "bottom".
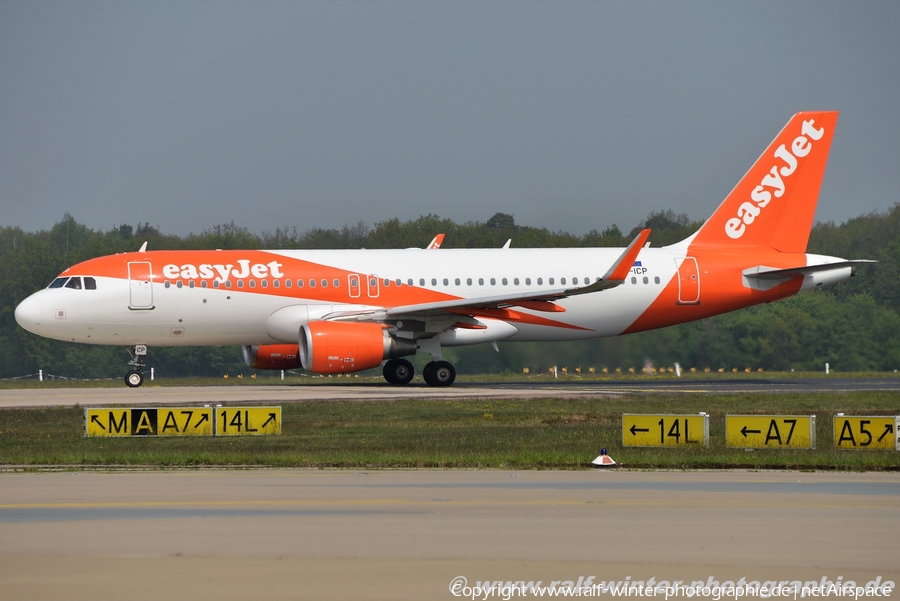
{"left": 15, "top": 111, "right": 873, "bottom": 387}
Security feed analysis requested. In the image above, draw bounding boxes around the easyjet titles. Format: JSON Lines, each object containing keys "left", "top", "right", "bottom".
{"left": 725, "top": 118, "right": 825, "bottom": 240}
{"left": 162, "top": 260, "right": 285, "bottom": 282}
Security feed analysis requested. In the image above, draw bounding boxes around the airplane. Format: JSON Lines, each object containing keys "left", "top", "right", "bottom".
{"left": 15, "top": 111, "right": 873, "bottom": 387}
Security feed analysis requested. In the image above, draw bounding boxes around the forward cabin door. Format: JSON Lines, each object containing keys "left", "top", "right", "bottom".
{"left": 676, "top": 257, "right": 700, "bottom": 305}
{"left": 128, "top": 262, "right": 154, "bottom": 309}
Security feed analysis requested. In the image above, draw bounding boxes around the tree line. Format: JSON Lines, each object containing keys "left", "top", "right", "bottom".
{"left": 1, "top": 206, "right": 897, "bottom": 379}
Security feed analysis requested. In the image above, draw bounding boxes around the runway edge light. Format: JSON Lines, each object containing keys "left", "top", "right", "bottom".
{"left": 592, "top": 447, "right": 617, "bottom": 467}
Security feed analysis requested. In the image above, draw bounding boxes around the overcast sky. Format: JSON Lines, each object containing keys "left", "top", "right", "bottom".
{"left": 1, "top": 1, "right": 898, "bottom": 240}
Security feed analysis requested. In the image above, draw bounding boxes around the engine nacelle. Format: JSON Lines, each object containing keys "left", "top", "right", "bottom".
{"left": 242, "top": 344, "right": 303, "bottom": 370}
{"left": 299, "top": 321, "right": 416, "bottom": 374}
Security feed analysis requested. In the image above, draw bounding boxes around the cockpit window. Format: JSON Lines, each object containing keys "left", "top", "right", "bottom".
{"left": 84, "top": 277, "right": 97, "bottom": 290}
{"left": 65, "top": 277, "right": 83, "bottom": 290}
{"left": 49, "top": 278, "right": 68, "bottom": 289}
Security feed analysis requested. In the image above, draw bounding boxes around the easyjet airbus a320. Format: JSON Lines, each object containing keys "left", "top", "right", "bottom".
{"left": 15, "top": 112, "right": 872, "bottom": 387}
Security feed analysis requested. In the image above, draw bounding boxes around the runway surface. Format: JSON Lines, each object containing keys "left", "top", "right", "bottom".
{"left": 2, "top": 377, "right": 899, "bottom": 408}
{"left": 1, "top": 470, "right": 898, "bottom": 600}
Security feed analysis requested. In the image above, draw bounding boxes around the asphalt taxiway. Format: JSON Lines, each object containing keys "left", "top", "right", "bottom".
{"left": 1, "top": 470, "right": 898, "bottom": 601}
{"left": 2, "top": 377, "right": 899, "bottom": 408}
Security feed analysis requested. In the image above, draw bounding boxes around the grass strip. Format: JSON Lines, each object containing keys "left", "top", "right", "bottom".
{"left": 0, "top": 392, "right": 898, "bottom": 470}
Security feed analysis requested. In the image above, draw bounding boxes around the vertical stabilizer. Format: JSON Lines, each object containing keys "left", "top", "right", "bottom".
{"left": 690, "top": 111, "right": 838, "bottom": 253}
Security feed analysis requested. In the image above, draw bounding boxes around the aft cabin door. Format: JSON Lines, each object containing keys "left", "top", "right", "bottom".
{"left": 128, "top": 262, "right": 154, "bottom": 309}
{"left": 676, "top": 257, "right": 700, "bottom": 305}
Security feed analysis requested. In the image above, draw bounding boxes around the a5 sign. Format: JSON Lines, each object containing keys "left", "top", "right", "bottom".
{"left": 833, "top": 415, "right": 899, "bottom": 451}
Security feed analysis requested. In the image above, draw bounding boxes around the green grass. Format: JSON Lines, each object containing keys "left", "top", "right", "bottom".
{"left": 1, "top": 392, "right": 898, "bottom": 470}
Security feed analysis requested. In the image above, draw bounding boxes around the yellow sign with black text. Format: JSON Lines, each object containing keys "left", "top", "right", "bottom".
{"left": 833, "top": 416, "right": 898, "bottom": 450}
{"left": 215, "top": 406, "right": 281, "bottom": 436}
{"left": 84, "top": 408, "right": 213, "bottom": 437}
{"left": 622, "top": 414, "right": 709, "bottom": 447}
{"left": 725, "top": 415, "right": 815, "bottom": 449}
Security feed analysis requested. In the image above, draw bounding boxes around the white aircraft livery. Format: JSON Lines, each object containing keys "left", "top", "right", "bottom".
{"left": 15, "top": 112, "right": 872, "bottom": 387}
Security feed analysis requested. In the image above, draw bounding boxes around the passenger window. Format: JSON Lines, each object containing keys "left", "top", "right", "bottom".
{"left": 467, "top": 278, "right": 472, "bottom": 286}
{"left": 549, "top": 278, "right": 554, "bottom": 285}
{"left": 525, "top": 278, "right": 531, "bottom": 285}
{"left": 490, "top": 278, "right": 496, "bottom": 286}
{"left": 654, "top": 276, "right": 660, "bottom": 284}
{"left": 431, "top": 278, "right": 437, "bottom": 286}
{"left": 49, "top": 277, "right": 68, "bottom": 289}
{"left": 201, "top": 280, "right": 208, "bottom": 288}
{"left": 236, "top": 280, "right": 243, "bottom": 289}
{"left": 419, "top": 278, "right": 425, "bottom": 286}
{"left": 84, "top": 277, "right": 97, "bottom": 290}
{"left": 514, "top": 278, "right": 519, "bottom": 285}
{"left": 309, "top": 280, "right": 316, "bottom": 288}
{"left": 572, "top": 277, "right": 578, "bottom": 285}
{"left": 165, "top": 281, "right": 171, "bottom": 288}
{"left": 396, "top": 279, "right": 402, "bottom": 287}
{"left": 383, "top": 278, "right": 390, "bottom": 287}
{"left": 455, "top": 278, "right": 460, "bottom": 286}
{"left": 261, "top": 280, "right": 268, "bottom": 288}
{"left": 284, "top": 279, "right": 291, "bottom": 288}
{"left": 631, "top": 277, "right": 637, "bottom": 284}
{"left": 408, "top": 279, "right": 414, "bottom": 286}
{"left": 65, "top": 277, "right": 82, "bottom": 290}
{"left": 501, "top": 278, "right": 508, "bottom": 285}
{"left": 443, "top": 278, "right": 449, "bottom": 286}
{"left": 226, "top": 281, "right": 232, "bottom": 289}
{"left": 561, "top": 278, "right": 567, "bottom": 285}
{"left": 479, "top": 278, "right": 484, "bottom": 285}
{"left": 189, "top": 280, "right": 196, "bottom": 288}
{"left": 321, "top": 279, "right": 328, "bottom": 288}
{"left": 537, "top": 278, "right": 543, "bottom": 285}
{"left": 643, "top": 276, "right": 649, "bottom": 284}
{"left": 334, "top": 279, "right": 340, "bottom": 288}
{"left": 213, "top": 281, "right": 220, "bottom": 289}
{"left": 249, "top": 280, "right": 256, "bottom": 288}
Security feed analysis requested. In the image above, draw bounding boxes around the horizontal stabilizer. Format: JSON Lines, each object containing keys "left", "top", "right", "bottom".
{"left": 743, "top": 260, "right": 876, "bottom": 280}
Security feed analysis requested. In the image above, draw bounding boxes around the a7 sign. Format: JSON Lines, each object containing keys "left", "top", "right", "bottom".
{"left": 622, "top": 414, "right": 709, "bottom": 447}
{"left": 725, "top": 415, "right": 815, "bottom": 449}
{"left": 833, "top": 416, "right": 898, "bottom": 450}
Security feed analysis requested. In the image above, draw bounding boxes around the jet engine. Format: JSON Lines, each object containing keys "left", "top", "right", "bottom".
{"left": 242, "top": 344, "right": 303, "bottom": 370}
{"left": 299, "top": 321, "right": 416, "bottom": 374}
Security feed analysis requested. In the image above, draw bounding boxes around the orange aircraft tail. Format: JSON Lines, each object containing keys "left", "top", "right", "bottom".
{"left": 689, "top": 111, "right": 838, "bottom": 253}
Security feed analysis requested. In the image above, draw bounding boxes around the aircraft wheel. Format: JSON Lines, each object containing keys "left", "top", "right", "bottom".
{"left": 383, "top": 358, "right": 414, "bottom": 385}
{"left": 423, "top": 360, "right": 455, "bottom": 387}
{"left": 125, "top": 370, "right": 144, "bottom": 388}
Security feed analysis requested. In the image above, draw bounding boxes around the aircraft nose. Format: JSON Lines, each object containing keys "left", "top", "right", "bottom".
{"left": 15, "top": 293, "right": 44, "bottom": 334}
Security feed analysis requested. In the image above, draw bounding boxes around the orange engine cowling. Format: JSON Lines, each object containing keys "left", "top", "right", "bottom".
{"left": 299, "top": 321, "right": 416, "bottom": 374}
{"left": 242, "top": 344, "right": 303, "bottom": 370}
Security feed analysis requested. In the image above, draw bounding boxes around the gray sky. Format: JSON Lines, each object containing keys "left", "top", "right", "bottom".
{"left": 1, "top": 1, "right": 898, "bottom": 239}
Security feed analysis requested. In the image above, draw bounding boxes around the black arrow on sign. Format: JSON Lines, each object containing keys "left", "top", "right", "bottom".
{"left": 877, "top": 424, "right": 894, "bottom": 443}
{"left": 741, "top": 426, "right": 761, "bottom": 437}
{"left": 629, "top": 424, "right": 649, "bottom": 436}
{"left": 195, "top": 414, "right": 209, "bottom": 427}
{"left": 262, "top": 413, "right": 277, "bottom": 428}
{"left": 90, "top": 415, "right": 106, "bottom": 431}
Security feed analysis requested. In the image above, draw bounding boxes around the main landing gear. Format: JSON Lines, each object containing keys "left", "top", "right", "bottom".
{"left": 381, "top": 358, "right": 456, "bottom": 387}
{"left": 125, "top": 344, "right": 147, "bottom": 388}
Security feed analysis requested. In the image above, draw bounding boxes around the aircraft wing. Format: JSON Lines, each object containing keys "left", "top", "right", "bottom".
{"left": 324, "top": 229, "right": 650, "bottom": 324}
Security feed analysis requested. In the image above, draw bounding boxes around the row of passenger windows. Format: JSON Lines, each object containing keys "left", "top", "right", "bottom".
{"left": 48, "top": 277, "right": 98, "bottom": 290}
{"left": 161, "top": 275, "right": 663, "bottom": 290}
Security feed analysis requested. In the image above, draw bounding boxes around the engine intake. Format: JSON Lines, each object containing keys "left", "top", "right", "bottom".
{"left": 299, "top": 321, "right": 416, "bottom": 374}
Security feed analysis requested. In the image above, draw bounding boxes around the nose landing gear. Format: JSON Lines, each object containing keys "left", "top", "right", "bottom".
{"left": 125, "top": 344, "right": 147, "bottom": 388}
